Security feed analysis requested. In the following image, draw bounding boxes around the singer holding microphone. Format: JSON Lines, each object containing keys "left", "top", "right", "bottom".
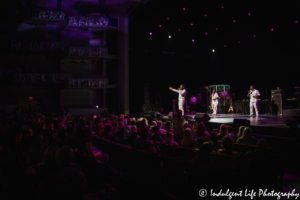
{"left": 169, "top": 84, "right": 187, "bottom": 116}
{"left": 247, "top": 85, "right": 260, "bottom": 117}
{"left": 210, "top": 89, "right": 219, "bottom": 115}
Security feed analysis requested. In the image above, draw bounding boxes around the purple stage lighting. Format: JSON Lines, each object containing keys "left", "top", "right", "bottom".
{"left": 238, "top": 41, "right": 240, "bottom": 43}
{"left": 221, "top": 6, "right": 224, "bottom": 9}
{"left": 248, "top": 13, "right": 251, "bottom": 16}
{"left": 149, "top": 32, "right": 152, "bottom": 35}
{"left": 204, "top": 14, "right": 207, "bottom": 17}
{"left": 254, "top": 35, "right": 256, "bottom": 37}
{"left": 159, "top": 25, "right": 161, "bottom": 27}
{"left": 296, "top": 20, "right": 298, "bottom": 23}
{"left": 205, "top": 32, "right": 208, "bottom": 35}
{"left": 167, "top": 18, "right": 169, "bottom": 20}
{"left": 224, "top": 45, "right": 226, "bottom": 47}
{"left": 192, "top": 39, "right": 194, "bottom": 42}
{"left": 183, "top": 8, "right": 185, "bottom": 11}
{"left": 233, "top": 20, "right": 236, "bottom": 22}
{"left": 191, "top": 23, "right": 193, "bottom": 26}
{"left": 271, "top": 28, "right": 274, "bottom": 31}
{"left": 216, "top": 28, "right": 218, "bottom": 30}
{"left": 178, "top": 29, "right": 180, "bottom": 31}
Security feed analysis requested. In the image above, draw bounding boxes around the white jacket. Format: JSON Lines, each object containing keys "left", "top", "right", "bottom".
{"left": 172, "top": 89, "right": 186, "bottom": 101}
{"left": 249, "top": 89, "right": 260, "bottom": 102}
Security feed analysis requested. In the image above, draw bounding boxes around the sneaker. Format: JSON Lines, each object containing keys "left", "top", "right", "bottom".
{"left": 249, "top": 114, "right": 253, "bottom": 117}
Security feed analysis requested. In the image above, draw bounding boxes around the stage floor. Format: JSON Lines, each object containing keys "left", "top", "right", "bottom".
{"left": 183, "top": 113, "right": 296, "bottom": 129}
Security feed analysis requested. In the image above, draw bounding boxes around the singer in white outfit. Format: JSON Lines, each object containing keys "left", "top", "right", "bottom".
{"left": 169, "top": 84, "right": 187, "bottom": 116}
{"left": 210, "top": 90, "right": 219, "bottom": 115}
{"left": 247, "top": 85, "right": 260, "bottom": 116}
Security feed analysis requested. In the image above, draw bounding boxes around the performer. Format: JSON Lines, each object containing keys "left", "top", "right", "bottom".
{"left": 210, "top": 90, "right": 219, "bottom": 115}
{"left": 247, "top": 85, "right": 260, "bottom": 116}
{"left": 169, "top": 84, "right": 187, "bottom": 116}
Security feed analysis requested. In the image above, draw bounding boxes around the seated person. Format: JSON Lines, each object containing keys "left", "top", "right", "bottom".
{"left": 157, "top": 121, "right": 166, "bottom": 134}
{"left": 191, "top": 144, "right": 217, "bottom": 167}
{"left": 217, "top": 124, "right": 228, "bottom": 141}
{"left": 236, "top": 127, "right": 256, "bottom": 145}
{"left": 217, "top": 135, "right": 238, "bottom": 156}
{"left": 149, "top": 126, "right": 164, "bottom": 143}
{"left": 162, "top": 132, "right": 178, "bottom": 146}
{"left": 142, "top": 140, "right": 157, "bottom": 153}
{"left": 203, "top": 131, "right": 220, "bottom": 152}
{"left": 236, "top": 126, "right": 245, "bottom": 138}
{"left": 195, "top": 122, "right": 211, "bottom": 140}
{"left": 115, "top": 128, "right": 126, "bottom": 145}
{"left": 164, "top": 121, "right": 173, "bottom": 132}
{"left": 134, "top": 127, "right": 153, "bottom": 150}
{"left": 126, "top": 125, "right": 139, "bottom": 147}
{"left": 181, "top": 128, "right": 198, "bottom": 148}
{"left": 227, "top": 125, "right": 236, "bottom": 138}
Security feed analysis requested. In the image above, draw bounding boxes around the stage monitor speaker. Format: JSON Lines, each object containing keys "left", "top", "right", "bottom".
{"left": 150, "top": 111, "right": 160, "bottom": 118}
{"left": 184, "top": 116, "right": 193, "bottom": 121}
{"left": 195, "top": 113, "right": 211, "bottom": 122}
{"left": 234, "top": 119, "right": 250, "bottom": 126}
{"left": 271, "top": 90, "right": 285, "bottom": 115}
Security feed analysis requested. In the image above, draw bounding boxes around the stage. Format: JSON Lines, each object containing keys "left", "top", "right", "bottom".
{"left": 184, "top": 113, "right": 294, "bottom": 128}
{"left": 157, "top": 113, "right": 299, "bottom": 139}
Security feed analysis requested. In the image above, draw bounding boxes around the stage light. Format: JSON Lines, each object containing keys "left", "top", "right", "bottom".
{"left": 296, "top": 20, "right": 298, "bottom": 23}
{"left": 254, "top": 35, "right": 256, "bottom": 37}
{"left": 224, "top": 45, "right": 226, "bottom": 47}
{"left": 159, "top": 25, "right": 161, "bottom": 27}
{"left": 183, "top": 8, "right": 185, "bottom": 11}
{"left": 233, "top": 20, "right": 236, "bottom": 22}
{"left": 205, "top": 32, "right": 208, "bottom": 35}
{"left": 29, "top": 97, "right": 33, "bottom": 100}
{"left": 212, "top": 49, "right": 215, "bottom": 52}
{"left": 238, "top": 41, "right": 240, "bottom": 43}
{"left": 191, "top": 23, "right": 193, "bottom": 26}
{"left": 204, "top": 14, "right": 207, "bottom": 17}
{"left": 248, "top": 13, "right": 251, "bottom": 16}
{"left": 168, "top": 35, "right": 171, "bottom": 38}
{"left": 221, "top": 6, "right": 224, "bottom": 9}
{"left": 178, "top": 29, "right": 180, "bottom": 31}
{"left": 216, "top": 28, "right": 218, "bottom": 30}
{"left": 167, "top": 18, "right": 169, "bottom": 20}
{"left": 192, "top": 39, "right": 194, "bottom": 42}
{"left": 149, "top": 32, "right": 152, "bottom": 35}
{"left": 96, "top": 105, "right": 99, "bottom": 108}
{"left": 271, "top": 28, "right": 274, "bottom": 31}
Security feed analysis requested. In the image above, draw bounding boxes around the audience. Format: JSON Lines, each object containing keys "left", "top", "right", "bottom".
{"left": 236, "top": 127, "right": 256, "bottom": 145}
{"left": 181, "top": 128, "right": 198, "bottom": 148}
{"left": 195, "top": 122, "right": 211, "bottom": 140}
{"left": 217, "top": 135, "right": 238, "bottom": 156}
{"left": 162, "top": 132, "right": 178, "bottom": 146}
{"left": 7, "top": 104, "right": 283, "bottom": 199}
{"left": 237, "top": 126, "right": 245, "bottom": 138}
{"left": 134, "top": 127, "right": 153, "bottom": 151}
{"left": 217, "top": 124, "right": 228, "bottom": 141}
{"left": 149, "top": 126, "right": 165, "bottom": 143}
{"left": 203, "top": 131, "right": 220, "bottom": 152}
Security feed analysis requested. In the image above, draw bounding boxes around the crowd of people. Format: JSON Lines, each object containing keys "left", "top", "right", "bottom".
{"left": 0, "top": 107, "right": 282, "bottom": 199}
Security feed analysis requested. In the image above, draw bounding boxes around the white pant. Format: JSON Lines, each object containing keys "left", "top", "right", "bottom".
{"left": 178, "top": 100, "right": 185, "bottom": 116}
{"left": 250, "top": 101, "right": 259, "bottom": 115}
{"left": 212, "top": 103, "right": 218, "bottom": 114}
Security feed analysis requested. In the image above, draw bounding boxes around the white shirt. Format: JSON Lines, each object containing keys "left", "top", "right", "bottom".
{"left": 172, "top": 89, "right": 186, "bottom": 101}
{"left": 211, "top": 93, "right": 219, "bottom": 104}
{"left": 249, "top": 89, "right": 260, "bottom": 102}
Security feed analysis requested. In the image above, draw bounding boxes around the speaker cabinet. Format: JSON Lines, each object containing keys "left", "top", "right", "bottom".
{"left": 271, "top": 90, "right": 285, "bottom": 115}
